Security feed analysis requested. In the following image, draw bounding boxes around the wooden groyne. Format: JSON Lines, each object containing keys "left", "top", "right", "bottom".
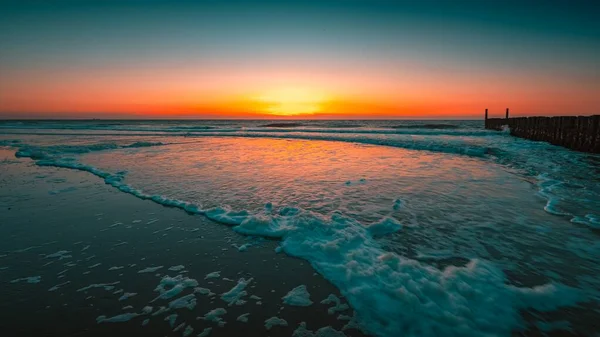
{"left": 484, "top": 109, "right": 600, "bottom": 153}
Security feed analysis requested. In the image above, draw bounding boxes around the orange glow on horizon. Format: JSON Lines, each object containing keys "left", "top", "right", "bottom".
{"left": 249, "top": 87, "right": 330, "bottom": 116}
{"left": 1, "top": 61, "right": 598, "bottom": 119}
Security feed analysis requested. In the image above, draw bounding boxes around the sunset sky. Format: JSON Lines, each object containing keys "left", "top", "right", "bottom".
{"left": 0, "top": 0, "right": 598, "bottom": 119}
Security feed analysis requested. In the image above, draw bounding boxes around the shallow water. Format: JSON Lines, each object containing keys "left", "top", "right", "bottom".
{"left": 1, "top": 120, "right": 599, "bottom": 336}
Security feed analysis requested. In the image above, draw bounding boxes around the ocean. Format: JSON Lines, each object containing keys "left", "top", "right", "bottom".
{"left": 0, "top": 119, "right": 599, "bottom": 337}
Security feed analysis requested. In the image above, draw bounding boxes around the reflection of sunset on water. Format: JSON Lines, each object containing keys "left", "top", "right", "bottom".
{"left": 81, "top": 137, "right": 520, "bottom": 223}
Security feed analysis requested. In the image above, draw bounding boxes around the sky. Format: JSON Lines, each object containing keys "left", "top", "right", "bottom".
{"left": 0, "top": 0, "right": 599, "bottom": 119}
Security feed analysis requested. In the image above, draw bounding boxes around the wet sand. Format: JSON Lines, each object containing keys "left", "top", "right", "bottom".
{"left": 0, "top": 149, "right": 366, "bottom": 337}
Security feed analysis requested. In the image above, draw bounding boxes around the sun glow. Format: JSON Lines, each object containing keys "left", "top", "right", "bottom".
{"left": 252, "top": 87, "right": 329, "bottom": 116}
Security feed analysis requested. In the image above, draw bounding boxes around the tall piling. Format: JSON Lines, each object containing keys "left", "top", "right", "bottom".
{"left": 484, "top": 108, "right": 488, "bottom": 128}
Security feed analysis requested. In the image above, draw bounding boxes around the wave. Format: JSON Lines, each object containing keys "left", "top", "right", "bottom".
{"left": 2, "top": 127, "right": 598, "bottom": 226}
{"left": 390, "top": 123, "right": 459, "bottom": 129}
{"left": 0, "top": 124, "right": 238, "bottom": 134}
{"left": 3, "top": 130, "right": 597, "bottom": 229}
{"left": 1, "top": 132, "right": 493, "bottom": 158}
{"left": 235, "top": 132, "right": 495, "bottom": 157}
{"left": 0, "top": 121, "right": 496, "bottom": 137}
{"left": 240, "top": 128, "right": 496, "bottom": 137}
{"left": 9, "top": 143, "right": 581, "bottom": 337}
{"left": 0, "top": 127, "right": 499, "bottom": 139}
{"left": 258, "top": 122, "right": 365, "bottom": 128}
{"left": 13, "top": 142, "right": 164, "bottom": 160}
{"left": 259, "top": 123, "right": 306, "bottom": 128}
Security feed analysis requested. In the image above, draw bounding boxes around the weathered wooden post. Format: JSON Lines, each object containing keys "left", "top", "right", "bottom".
{"left": 484, "top": 108, "right": 488, "bottom": 128}
{"left": 505, "top": 108, "right": 509, "bottom": 120}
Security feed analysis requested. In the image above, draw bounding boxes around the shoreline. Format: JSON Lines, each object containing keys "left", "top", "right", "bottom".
{"left": 0, "top": 149, "right": 364, "bottom": 337}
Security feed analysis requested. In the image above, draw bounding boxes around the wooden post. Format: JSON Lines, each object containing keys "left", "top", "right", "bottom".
{"left": 505, "top": 108, "right": 510, "bottom": 120}
{"left": 484, "top": 108, "right": 488, "bottom": 128}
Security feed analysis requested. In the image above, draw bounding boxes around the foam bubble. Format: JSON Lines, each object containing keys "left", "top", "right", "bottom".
{"left": 265, "top": 316, "right": 288, "bottom": 330}
{"left": 77, "top": 281, "right": 120, "bottom": 292}
{"left": 164, "top": 313, "right": 178, "bottom": 328}
{"left": 118, "top": 292, "right": 137, "bottom": 301}
{"left": 236, "top": 313, "right": 250, "bottom": 323}
{"left": 204, "top": 271, "right": 220, "bottom": 279}
{"left": 138, "top": 266, "right": 163, "bottom": 273}
{"left": 10, "top": 276, "right": 41, "bottom": 284}
{"left": 199, "top": 308, "right": 226, "bottom": 326}
{"left": 282, "top": 285, "right": 313, "bottom": 307}
{"left": 153, "top": 275, "right": 198, "bottom": 301}
{"left": 197, "top": 327, "right": 212, "bottom": 337}
{"left": 292, "top": 322, "right": 347, "bottom": 337}
{"left": 320, "top": 294, "right": 349, "bottom": 315}
{"left": 168, "top": 294, "right": 196, "bottom": 310}
{"left": 220, "top": 278, "right": 252, "bottom": 306}
{"left": 97, "top": 312, "right": 139, "bottom": 323}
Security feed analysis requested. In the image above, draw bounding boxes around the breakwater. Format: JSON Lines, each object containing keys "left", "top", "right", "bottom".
{"left": 484, "top": 109, "right": 600, "bottom": 153}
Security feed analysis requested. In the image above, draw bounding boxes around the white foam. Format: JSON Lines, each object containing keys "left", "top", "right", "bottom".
{"left": 183, "top": 325, "right": 194, "bottom": 337}
{"left": 194, "top": 287, "right": 215, "bottom": 297}
{"left": 13, "top": 245, "right": 39, "bottom": 253}
{"left": 225, "top": 207, "right": 580, "bottom": 337}
{"left": 173, "top": 322, "right": 186, "bottom": 332}
{"left": 48, "top": 281, "right": 70, "bottom": 292}
{"left": 571, "top": 213, "right": 600, "bottom": 229}
{"left": 153, "top": 274, "right": 198, "bottom": 301}
{"left": 97, "top": 312, "right": 139, "bottom": 323}
{"left": 220, "top": 277, "right": 252, "bottom": 306}
{"left": 10, "top": 276, "right": 41, "bottom": 284}
{"left": 367, "top": 217, "right": 403, "bottom": 237}
{"left": 205, "top": 271, "right": 220, "bottom": 279}
{"left": 151, "top": 306, "right": 170, "bottom": 316}
{"left": 292, "top": 322, "right": 347, "bottom": 337}
{"left": 197, "top": 327, "right": 212, "bottom": 337}
{"left": 168, "top": 265, "right": 185, "bottom": 272}
{"left": 236, "top": 313, "right": 250, "bottom": 323}
{"left": 234, "top": 242, "right": 251, "bottom": 252}
{"left": 118, "top": 292, "right": 137, "bottom": 301}
{"left": 164, "top": 313, "right": 178, "bottom": 328}
{"left": 77, "top": 281, "right": 120, "bottom": 292}
{"left": 320, "top": 294, "right": 349, "bottom": 315}
{"left": 282, "top": 285, "right": 313, "bottom": 306}
{"left": 168, "top": 294, "right": 197, "bottom": 310}
{"left": 199, "top": 308, "right": 226, "bottom": 326}
{"left": 45, "top": 250, "right": 71, "bottom": 260}
{"left": 138, "top": 266, "right": 163, "bottom": 273}
{"left": 264, "top": 316, "right": 288, "bottom": 330}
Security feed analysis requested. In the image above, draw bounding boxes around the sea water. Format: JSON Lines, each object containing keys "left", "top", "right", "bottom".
{"left": 0, "top": 119, "right": 599, "bottom": 336}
